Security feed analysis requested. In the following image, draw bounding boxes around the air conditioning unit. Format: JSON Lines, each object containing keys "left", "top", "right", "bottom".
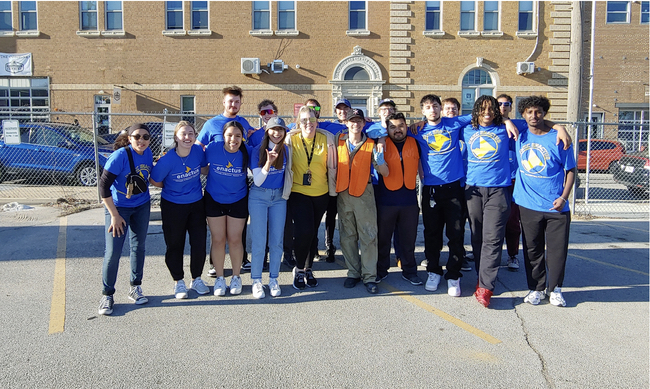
{"left": 241, "top": 58, "right": 261, "bottom": 74}
{"left": 516, "top": 62, "right": 535, "bottom": 75}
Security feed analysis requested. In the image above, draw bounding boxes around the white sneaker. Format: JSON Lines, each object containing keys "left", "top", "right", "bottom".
{"left": 549, "top": 287, "right": 566, "bottom": 307}
{"left": 524, "top": 290, "right": 546, "bottom": 305}
{"left": 213, "top": 276, "right": 226, "bottom": 296}
{"left": 174, "top": 280, "right": 188, "bottom": 299}
{"left": 425, "top": 272, "right": 441, "bottom": 292}
{"left": 252, "top": 279, "right": 265, "bottom": 299}
{"left": 191, "top": 278, "right": 210, "bottom": 295}
{"left": 447, "top": 279, "right": 461, "bottom": 297}
{"left": 229, "top": 275, "right": 242, "bottom": 295}
{"left": 268, "top": 277, "right": 281, "bottom": 297}
{"left": 207, "top": 268, "right": 217, "bottom": 277}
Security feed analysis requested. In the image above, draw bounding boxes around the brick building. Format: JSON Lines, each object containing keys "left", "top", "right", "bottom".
{"left": 0, "top": 1, "right": 646, "bottom": 140}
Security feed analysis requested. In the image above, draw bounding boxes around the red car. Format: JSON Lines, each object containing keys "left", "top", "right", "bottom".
{"left": 577, "top": 139, "right": 625, "bottom": 172}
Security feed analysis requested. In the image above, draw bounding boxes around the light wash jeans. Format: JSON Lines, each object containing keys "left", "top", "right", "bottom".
{"left": 248, "top": 186, "right": 286, "bottom": 280}
{"left": 102, "top": 201, "right": 150, "bottom": 295}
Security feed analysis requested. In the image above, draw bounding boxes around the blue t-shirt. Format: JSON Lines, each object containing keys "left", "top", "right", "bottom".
{"left": 248, "top": 127, "right": 265, "bottom": 148}
{"left": 462, "top": 122, "right": 514, "bottom": 187}
{"left": 197, "top": 114, "right": 252, "bottom": 146}
{"left": 205, "top": 141, "right": 249, "bottom": 203}
{"left": 251, "top": 143, "right": 287, "bottom": 189}
{"left": 322, "top": 121, "right": 347, "bottom": 135}
{"left": 104, "top": 145, "right": 153, "bottom": 207}
{"left": 409, "top": 115, "right": 471, "bottom": 185}
{"left": 366, "top": 122, "right": 387, "bottom": 139}
{"left": 151, "top": 144, "right": 206, "bottom": 204}
{"left": 513, "top": 129, "right": 576, "bottom": 213}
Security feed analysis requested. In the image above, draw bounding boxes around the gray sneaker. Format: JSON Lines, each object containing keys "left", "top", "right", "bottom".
{"left": 191, "top": 278, "right": 210, "bottom": 295}
{"left": 507, "top": 256, "right": 520, "bottom": 271}
{"left": 127, "top": 285, "right": 148, "bottom": 305}
{"left": 98, "top": 295, "right": 114, "bottom": 315}
{"left": 174, "top": 280, "right": 188, "bottom": 299}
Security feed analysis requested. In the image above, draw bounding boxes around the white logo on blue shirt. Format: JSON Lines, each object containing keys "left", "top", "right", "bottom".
{"left": 469, "top": 132, "right": 501, "bottom": 160}
{"left": 520, "top": 143, "right": 550, "bottom": 175}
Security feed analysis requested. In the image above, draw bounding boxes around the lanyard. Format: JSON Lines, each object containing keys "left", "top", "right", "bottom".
{"left": 300, "top": 134, "right": 316, "bottom": 171}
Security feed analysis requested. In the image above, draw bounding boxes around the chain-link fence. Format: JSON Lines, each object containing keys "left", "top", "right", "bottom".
{"left": 1, "top": 111, "right": 648, "bottom": 219}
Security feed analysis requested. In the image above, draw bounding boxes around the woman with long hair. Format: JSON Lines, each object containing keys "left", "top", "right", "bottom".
{"left": 286, "top": 106, "right": 337, "bottom": 290}
{"left": 150, "top": 121, "right": 210, "bottom": 299}
{"left": 248, "top": 117, "right": 292, "bottom": 298}
{"left": 98, "top": 123, "right": 153, "bottom": 315}
{"left": 203, "top": 121, "right": 250, "bottom": 296}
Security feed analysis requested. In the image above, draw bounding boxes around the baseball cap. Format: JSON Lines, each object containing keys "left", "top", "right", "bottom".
{"left": 335, "top": 99, "right": 352, "bottom": 109}
{"left": 347, "top": 109, "right": 365, "bottom": 121}
{"left": 379, "top": 98, "right": 396, "bottom": 107}
{"left": 265, "top": 117, "right": 287, "bottom": 131}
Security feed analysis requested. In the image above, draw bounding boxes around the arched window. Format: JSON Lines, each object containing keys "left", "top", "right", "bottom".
{"left": 461, "top": 69, "right": 494, "bottom": 114}
{"left": 344, "top": 66, "right": 370, "bottom": 81}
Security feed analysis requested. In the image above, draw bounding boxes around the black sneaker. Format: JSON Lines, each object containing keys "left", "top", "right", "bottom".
{"left": 305, "top": 269, "right": 318, "bottom": 287}
{"left": 283, "top": 251, "right": 296, "bottom": 268}
{"left": 241, "top": 262, "right": 252, "bottom": 272}
{"left": 326, "top": 246, "right": 336, "bottom": 263}
{"left": 293, "top": 270, "right": 306, "bottom": 290}
{"left": 365, "top": 282, "right": 378, "bottom": 294}
{"left": 461, "top": 259, "right": 472, "bottom": 272}
{"left": 402, "top": 274, "right": 424, "bottom": 286}
{"left": 313, "top": 253, "right": 323, "bottom": 262}
{"left": 98, "top": 295, "right": 114, "bottom": 315}
{"left": 376, "top": 273, "right": 388, "bottom": 283}
{"left": 344, "top": 277, "right": 361, "bottom": 288}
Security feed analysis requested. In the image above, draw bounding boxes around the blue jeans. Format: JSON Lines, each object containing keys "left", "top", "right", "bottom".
{"left": 248, "top": 186, "right": 286, "bottom": 280}
{"left": 102, "top": 201, "right": 151, "bottom": 295}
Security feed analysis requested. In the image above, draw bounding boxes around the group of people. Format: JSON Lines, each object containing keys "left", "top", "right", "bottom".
{"left": 97, "top": 85, "right": 575, "bottom": 315}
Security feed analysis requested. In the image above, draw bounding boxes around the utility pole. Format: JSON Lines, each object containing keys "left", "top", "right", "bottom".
{"left": 567, "top": 1, "right": 583, "bottom": 123}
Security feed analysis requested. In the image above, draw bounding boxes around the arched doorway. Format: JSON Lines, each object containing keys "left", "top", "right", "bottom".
{"left": 460, "top": 68, "right": 496, "bottom": 114}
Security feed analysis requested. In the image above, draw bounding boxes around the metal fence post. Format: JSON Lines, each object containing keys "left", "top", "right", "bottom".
{"left": 92, "top": 110, "right": 101, "bottom": 203}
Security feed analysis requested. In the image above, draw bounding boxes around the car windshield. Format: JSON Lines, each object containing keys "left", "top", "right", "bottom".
{"left": 63, "top": 126, "right": 109, "bottom": 145}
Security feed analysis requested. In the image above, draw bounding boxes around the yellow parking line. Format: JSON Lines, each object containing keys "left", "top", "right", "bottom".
{"left": 569, "top": 252, "right": 649, "bottom": 276}
{"left": 381, "top": 283, "right": 502, "bottom": 344}
{"left": 48, "top": 216, "right": 67, "bottom": 335}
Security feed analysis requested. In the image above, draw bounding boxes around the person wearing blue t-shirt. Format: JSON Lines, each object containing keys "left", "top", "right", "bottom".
{"left": 513, "top": 96, "right": 576, "bottom": 307}
{"left": 248, "top": 99, "right": 278, "bottom": 148}
{"left": 97, "top": 123, "right": 153, "bottom": 316}
{"left": 196, "top": 85, "right": 253, "bottom": 148}
{"left": 150, "top": 121, "right": 209, "bottom": 300}
{"left": 203, "top": 121, "right": 251, "bottom": 297}
{"left": 249, "top": 117, "right": 292, "bottom": 299}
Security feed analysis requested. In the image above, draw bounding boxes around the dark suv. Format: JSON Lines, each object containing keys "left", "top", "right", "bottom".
{"left": 613, "top": 149, "right": 650, "bottom": 195}
{"left": 0, "top": 123, "right": 113, "bottom": 186}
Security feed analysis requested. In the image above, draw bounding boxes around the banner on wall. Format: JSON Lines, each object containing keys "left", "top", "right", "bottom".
{"left": 0, "top": 53, "right": 32, "bottom": 76}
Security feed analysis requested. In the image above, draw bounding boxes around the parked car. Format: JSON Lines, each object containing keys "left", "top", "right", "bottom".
{"left": 613, "top": 150, "right": 650, "bottom": 195}
{"left": 0, "top": 123, "right": 113, "bottom": 186}
{"left": 577, "top": 139, "right": 625, "bottom": 172}
{"left": 101, "top": 122, "right": 165, "bottom": 156}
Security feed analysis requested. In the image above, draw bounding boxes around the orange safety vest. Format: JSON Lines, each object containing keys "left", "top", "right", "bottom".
{"left": 336, "top": 135, "right": 374, "bottom": 197}
{"left": 383, "top": 137, "right": 419, "bottom": 191}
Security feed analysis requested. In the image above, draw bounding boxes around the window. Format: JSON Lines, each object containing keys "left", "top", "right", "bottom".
{"left": 460, "top": 1, "right": 476, "bottom": 31}
{"left": 0, "top": 77, "right": 50, "bottom": 122}
{"left": 191, "top": 1, "right": 208, "bottom": 30}
{"left": 606, "top": 1, "right": 630, "bottom": 23}
{"left": 20, "top": 1, "right": 37, "bottom": 31}
{"left": 166, "top": 1, "right": 183, "bottom": 30}
{"left": 252, "top": 1, "right": 270, "bottom": 30}
{"left": 619, "top": 109, "right": 649, "bottom": 151}
{"left": 344, "top": 66, "right": 369, "bottom": 80}
{"left": 105, "top": 1, "right": 122, "bottom": 31}
{"left": 425, "top": 1, "right": 441, "bottom": 30}
{"left": 181, "top": 95, "right": 195, "bottom": 123}
{"left": 349, "top": 1, "right": 366, "bottom": 30}
{"left": 483, "top": 1, "right": 499, "bottom": 31}
{"left": 0, "top": 1, "right": 11, "bottom": 31}
{"left": 278, "top": 1, "right": 295, "bottom": 30}
{"left": 640, "top": 1, "right": 648, "bottom": 24}
{"left": 461, "top": 69, "right": 493, "bottom": 114}
{"left": 518, "top": 1, "right": 534, "bottom": 31}
{"left": 80, "top": 1, "right": 98, "bottom": 31}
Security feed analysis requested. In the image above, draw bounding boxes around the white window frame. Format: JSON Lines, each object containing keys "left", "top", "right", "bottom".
{"left": 482, "top": 1, "right": 503, "bottom": 36}
{"left": 461, "top": 69, "right": 494, "bottom": 114}
{"left": 606, "top": 1, "right": 631, "bottom": 24}
{"left": 250, "top": 0, "right": 272, "bottom": 36}
{"left": 516, "top": 1, "right": 537, "bottom": 37}
{"left": 19, "top": 1, "right": 37, "bottom": 31}
{"left": 102, "top": 1, "right": 124, "bottom": 36}
{"left": 189, "top": 1, "right": 210, "bottom": 34}
{"left": 458, "top": 1, "right": 479, "bottom": 36}
{"left": 423, "top": 1, "right": 444, "bottom": 36}
{"left": 77, "top": 1, "right": 100, "bottom": 36}
{"left": 0, "top": 1, "right": 12, "bottom": 36}
{"left": 276, "top": 1, "right": 297, "bottom": 35}
{"left": 642, "top": 1, "right": 649, "bottom": 24}
{"left": 0, "top": 77, "right": 51, "bottom": 122}
{"left": 181, "top": 95, "right": 196, "bottom": 123}
{"left": 163, "top": 1, "right": 186, "bottom": 36}
{"left": 347, "top": 1, "right": 369, "bottom": 36}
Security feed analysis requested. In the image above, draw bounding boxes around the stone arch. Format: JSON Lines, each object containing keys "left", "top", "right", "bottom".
{"left": 330, "top": 46, "right": 385, "bottom": 116}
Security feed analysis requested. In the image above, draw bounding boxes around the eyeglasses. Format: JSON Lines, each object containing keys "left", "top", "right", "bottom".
{"left": 308, "top": 106, "right": 321, "bottom": 112}
{"left": 130, "top": 134, "right": 151, "bottom": 141}
{"left": 300, "top": 117, "right": 317, "bottom": 124}
{"left": 498, "top": 102, "right": 512, "bottom": 107}
{"left": 260, "top": 109, "right": 276, "bottom": 116}
{"left": 379, "top": 107, "right": 395, "bottom": 113}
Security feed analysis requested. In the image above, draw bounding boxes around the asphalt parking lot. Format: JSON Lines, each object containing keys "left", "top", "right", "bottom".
{"left": 0, "top": 205, "right": 647, "bottom": 388}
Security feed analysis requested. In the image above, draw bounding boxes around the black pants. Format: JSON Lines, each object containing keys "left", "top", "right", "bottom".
{"left": 421, "top": 181, "right": 465, "bottom": 280}
{"left": 325, "top": 195, "right": 338, "bottom": 249}
{"left": 519, "top": 206, "right": 571, "bottom": 295}
{"left": 289, "top": 192, "right": 329, "bottom": 269}
{"left": 160, "top": 197, "right": 206, "bottom": 280}
{"left": 377, "top": 204, "right": 419, "bottom": 277}
{"left": 284, "top": 205, "right": 293, "bottom": 254}
{"left": 465, "top": 186, "right": 511, "bottom": 291}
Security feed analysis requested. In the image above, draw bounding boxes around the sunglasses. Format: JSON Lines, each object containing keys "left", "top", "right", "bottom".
{"left": 308, "top": 106, "right": 321, "bottom": 112}
{"left": 300, "top": 117, "right": 317, "bottom": 124}
{"left": 260, "top": 109, "right": 276, "bottom": 116}
{"left": 130, "top": 134, "right": 151, "bottom": 141}
{"left": 498, "top": 102, "right": 512, "bottom": 107}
